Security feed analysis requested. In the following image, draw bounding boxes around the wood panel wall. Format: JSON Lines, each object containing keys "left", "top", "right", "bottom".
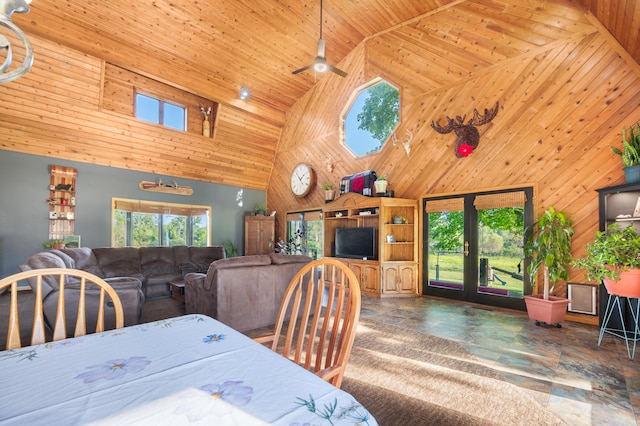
{"left": 2, "top": 0, "right": 640, "bottom": 324}
{"left": 268, "top": 0, "right": 640, "bottom": 321}
{"left": 0, "top": 36, "right": 279, "bottom": 190}
{"left": 580, "top": 0, "right": 640, "bottom": 65}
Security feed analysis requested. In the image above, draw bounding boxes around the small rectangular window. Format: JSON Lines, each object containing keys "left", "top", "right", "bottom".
{"left": 135, "top": 93, "right": 160, "bottom": 124}
{"left": 135, "top": 93, "right": 186, "bottom": 131}
{"left": 164, "top": 102, "right": 186, "bottom": 131}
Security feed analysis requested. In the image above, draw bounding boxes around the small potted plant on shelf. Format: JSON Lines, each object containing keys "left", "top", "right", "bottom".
{"left": 323, "top": 181, "right": 336, "bottom": 203}
{"left": 523, "top": 206, "right": 574, "bottom": 327}
{"left": 254, "top": 204, "right": 267, "bottom": 216}
{"left": 573, "top": 223, "right": 640, "bottom": 298}
{"left": 611, "top": 122, "right": 640, "bottom": 183}
{"left": 374, "top": 175, "right": 388, "bottom": 195}
{"left": 43, "top": 239, "right": 65, "bottom": 250}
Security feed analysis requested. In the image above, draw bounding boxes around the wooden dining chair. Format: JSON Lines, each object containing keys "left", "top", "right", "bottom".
{"left": 0, "top": 268, "right": 124, "bottom": 350}
{"left": 254, "top": 258, "right": 361, "bottom": 388}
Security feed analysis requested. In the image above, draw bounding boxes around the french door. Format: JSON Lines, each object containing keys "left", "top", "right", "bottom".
{"left": 422, "top": 188, "right": 533, "bottom": 310}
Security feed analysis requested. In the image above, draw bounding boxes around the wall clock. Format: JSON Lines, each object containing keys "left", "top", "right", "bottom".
{"left": 290, "top": 163, "right": 315, "bottom": 197}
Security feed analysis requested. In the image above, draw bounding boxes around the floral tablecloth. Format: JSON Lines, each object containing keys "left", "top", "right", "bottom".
{"left": 0, "top": 314, "right": 376, "bottom": 425}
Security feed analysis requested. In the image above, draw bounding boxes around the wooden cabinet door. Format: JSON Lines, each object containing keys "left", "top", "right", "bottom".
{"left": 245, "top": 216, "right": 274, "bottom": 255}
{"left": 348, "top": 262, "right": 364, "bottom": 292}
{"left": 362, "top": 263, "right": 380, "bottom": 294}
{"left": 382, "top": 265, "right": 399, "bottom": 294}
{"left": 397, "top": 264, "right": 417, "bottom": 294}
{"left": 347, "top": 261, "right": 379, "bottom": 295}
{"left": 382, "top": 263, "right": 417, "bottom": 295}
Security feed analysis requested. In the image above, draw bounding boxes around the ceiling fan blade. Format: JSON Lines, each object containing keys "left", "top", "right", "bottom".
{"left": 292, "top": 64, "right": 313, "bottom": 75}
{"left": 327, "top": 64, "right": 348, "bottom": 78}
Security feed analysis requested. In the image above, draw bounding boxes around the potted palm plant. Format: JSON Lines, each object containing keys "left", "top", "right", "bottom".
{"left": 573, "top": 223, "right": 640, "bottom": 298}
{"left": 523, "top": 207, "right": 574, "bottom": 327}
{"left": 611, "top": 122, "right": 640, "bottom": 183}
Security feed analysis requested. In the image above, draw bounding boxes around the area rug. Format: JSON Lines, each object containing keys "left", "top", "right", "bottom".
{"left": 341, "top": 319, "right": 564, "bottom": 426}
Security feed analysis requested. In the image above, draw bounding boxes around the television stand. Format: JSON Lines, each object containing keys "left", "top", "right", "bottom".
{"left": 322, "top": 193, "right": 419, "bottom": 297}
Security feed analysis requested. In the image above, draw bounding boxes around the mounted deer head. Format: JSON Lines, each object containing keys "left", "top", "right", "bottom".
{"left": 431, "top": 101, "right": 500, "bottom": 158}
{"left": 392, "top": 130, "right": 413, "bottom": 157}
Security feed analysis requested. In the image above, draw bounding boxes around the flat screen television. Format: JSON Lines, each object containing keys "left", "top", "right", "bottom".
{"left": 334, "top": 227, "right": 377, "bottom": 260}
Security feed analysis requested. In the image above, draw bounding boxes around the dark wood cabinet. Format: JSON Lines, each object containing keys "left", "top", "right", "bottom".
{"left": 244, "top": 215, "right": 275, "bottom": 255}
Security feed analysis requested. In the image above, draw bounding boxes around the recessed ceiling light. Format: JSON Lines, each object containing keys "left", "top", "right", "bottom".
{"left": 239, "top": 87, "right": 250, "bottom": 100}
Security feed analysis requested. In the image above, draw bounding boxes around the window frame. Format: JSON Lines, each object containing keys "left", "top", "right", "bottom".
{"left": 341, "top": 77, "right": 401, "bottom": 157}
{"left": 111, "top": 198, "right": 211, "bottom": 247}
{"left": 134, "top": 92, "right": 187, "bottom": 131}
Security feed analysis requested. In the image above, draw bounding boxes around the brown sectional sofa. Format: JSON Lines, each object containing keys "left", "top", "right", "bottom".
{"left": 20, "top": 245, "right": 225, "bottom": 332}
{"left": 184, "top": 253, "right": 312, "bottom": 332}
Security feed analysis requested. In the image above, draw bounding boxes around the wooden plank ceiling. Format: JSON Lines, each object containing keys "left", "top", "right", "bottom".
{"left": 13, "top": 0, "right": 640, "bottom": 126}
{"left": 1, "top": 0, "right": 639, "bottom": 194}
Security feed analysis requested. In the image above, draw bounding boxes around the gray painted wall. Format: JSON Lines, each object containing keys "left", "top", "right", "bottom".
{"left": 0, "top": 150, "right": 266, "bottom": 278}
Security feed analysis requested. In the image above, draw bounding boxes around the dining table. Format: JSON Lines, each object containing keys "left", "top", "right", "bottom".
{"left": 0, "top": 314, "right": 377, "bottom": 425}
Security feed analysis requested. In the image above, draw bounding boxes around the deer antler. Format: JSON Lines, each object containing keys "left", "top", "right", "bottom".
{"left": 430, "top": 101, "right": 501, "bottom": 158}
{"left": 467, "top": 101, "right": 500, "bottom": 126}
{"left": 431, "top": 116, "right": 456, "bottom": 134}
{"left": 392, "top": 130, "right": 413, "bottom": 156}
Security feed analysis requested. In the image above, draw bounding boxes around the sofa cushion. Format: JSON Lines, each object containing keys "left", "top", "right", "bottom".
{"left": 93, "top": 247, "right": 142, "bottom": 278}
{"left": 269, "top": 254, "right": 313, "bottom": 265}
{"left": 20, "top": 252, "right": 68, "bottom": 297}
{"left": 50, "top": 249, "right": 75, "bottom": 269}
{"left": 139, "top": 247, "right": 178, "bottom": 275}
{"left": 172, "top": 245, "right": 191, "bottom": 269}
{"left": 58, "top": 247, "right": 104, "bottom": 277}
{"left": 188, "top": 246, "right": 226, "bottom": 273}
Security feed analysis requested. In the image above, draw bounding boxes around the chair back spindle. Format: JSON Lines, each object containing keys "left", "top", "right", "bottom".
{"left": 256, "top": 258, "right": 361, "bottom": 388}
{"left": 1, "top": 268, "right": 124, "bottom": 350}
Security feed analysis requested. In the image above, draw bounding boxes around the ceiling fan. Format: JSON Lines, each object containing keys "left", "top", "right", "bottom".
{"left": 292, "top": 0, "right": 347, "bottom": 78}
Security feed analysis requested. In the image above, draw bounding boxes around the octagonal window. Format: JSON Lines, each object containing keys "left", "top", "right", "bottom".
{"left": 343, "top": 80, "right": 400, "bottom": 156}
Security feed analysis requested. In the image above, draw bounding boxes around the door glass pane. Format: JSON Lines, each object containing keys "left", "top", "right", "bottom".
{"left": 427, "top": 209, "right": 464, "bottom": 290}
{"left": 305, "top": 219, "right": 323, "bottom": 259}
{"left": 284, "top": 211, "right": 323, "bottom": 258}
{"left": 477, "top": 207, "right": 525, "bottom": 298}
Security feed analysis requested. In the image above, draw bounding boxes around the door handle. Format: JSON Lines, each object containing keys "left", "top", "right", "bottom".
{"left": 464, "top": 241, "right": 469, "bottom": 257}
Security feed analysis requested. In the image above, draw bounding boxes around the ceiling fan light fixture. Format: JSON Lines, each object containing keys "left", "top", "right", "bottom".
{"left": 313, "top": 61, "right": 328, "bottom": 73}
{"left": 291, "top": 0, "right": 347, "bottom": 78}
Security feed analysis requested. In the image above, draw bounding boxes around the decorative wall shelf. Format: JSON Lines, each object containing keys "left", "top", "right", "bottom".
{"left": 139, "top": 180, "right": 193, "bottom": 196}
{"left": 48, "top": 165, "right": 77, "bottom": 241}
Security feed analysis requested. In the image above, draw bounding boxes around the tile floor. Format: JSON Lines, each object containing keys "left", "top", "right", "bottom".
{"left": 144, "top": 294, "right": 640, "bottom": 425}
{"left": 357, "top": 296, "right": 640, "bottom": 426}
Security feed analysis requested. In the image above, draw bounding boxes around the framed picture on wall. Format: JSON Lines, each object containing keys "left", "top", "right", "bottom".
{"left": 64, "top": 235, "right": 81, "bottom": 248}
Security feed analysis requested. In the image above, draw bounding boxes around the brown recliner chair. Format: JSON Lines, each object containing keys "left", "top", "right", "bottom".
{"left": 20, "top": 250, "right": 144, "bottom": 333}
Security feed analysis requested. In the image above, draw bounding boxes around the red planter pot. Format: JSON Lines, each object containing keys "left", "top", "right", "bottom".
{"left": 603, "top": 268, "right": 640, "bottom": 298}
{"left": 524, "top": 295, "right": 570, "bottom": 326}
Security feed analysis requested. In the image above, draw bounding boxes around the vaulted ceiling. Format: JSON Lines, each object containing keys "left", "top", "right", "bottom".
{"left": 15, "top": 0, "right": 640, "bottom": 127}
